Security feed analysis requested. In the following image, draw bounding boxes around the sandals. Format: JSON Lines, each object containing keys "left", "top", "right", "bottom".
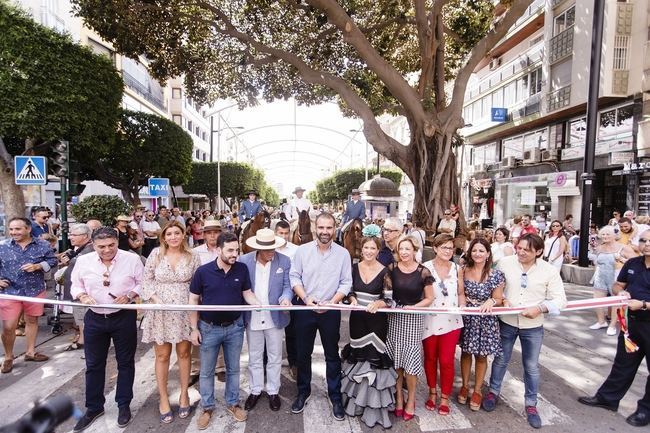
{"left": 438, "top": 395, "right": 450, "bottom": 416}
{"left": 1, "top": 359, "right": 13, "bottom": 374}
{"left": 65, "top": 342, "right": 84, "bottom": 351}
{"left": 457, "top": 386, "right": 469, "bottom": 405}
{"left": 470, "top": 392, "right": 482, "bottom": 411}
{"left": 160, "top": 410, "right": 174, "bottom": 424}
{"left": 24, "top": 352, "right": 49, "bottom": 362}
{"left": 178, "top": 406, "right": 191, "bottom": 419}
{"left": 425, "top": 391, "right": 436, "bottom": 411}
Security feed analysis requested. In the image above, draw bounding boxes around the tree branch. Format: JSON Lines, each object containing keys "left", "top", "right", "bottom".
{"left": 444, "top": 0, "right": 534, "bottom": 124}
{"left": 192, "top": 0, "right": 409, "bottom": 163}
{"left": 443, "top": 24, "right": 463, "bottom": 45}
{"left": 305, "top": 0, "right": 426, "bottom": 124}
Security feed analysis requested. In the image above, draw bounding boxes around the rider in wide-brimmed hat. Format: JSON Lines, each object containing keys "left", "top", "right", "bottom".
{"left": 289, "top": 186, "right": 312, "bottom": 222}
{"left": 239, "top": 190, "right": 262, "bottom": 222}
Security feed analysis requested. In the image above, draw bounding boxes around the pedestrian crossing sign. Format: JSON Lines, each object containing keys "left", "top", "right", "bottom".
{"left": 14, "top": 156, "right": 47, "bottom": 185}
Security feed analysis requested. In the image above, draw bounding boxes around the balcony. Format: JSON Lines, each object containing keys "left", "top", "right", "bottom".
{"left": 549, "top": 27, "right": 573, "bottom": 64}
{"left": 122, "top": 70, "right": 166, "bottom": 111}
{"left": 547, "top": 85, "right": 571, "bottom": 112}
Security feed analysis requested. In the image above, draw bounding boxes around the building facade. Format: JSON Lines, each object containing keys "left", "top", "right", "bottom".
{"left": 460, "top": 0, "right": 649, "bottom": 228}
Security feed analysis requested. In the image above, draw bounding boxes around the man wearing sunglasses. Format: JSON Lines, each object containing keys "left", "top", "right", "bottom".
{"left": 378, "top": 217, "right": 402, "bottom": 266}
{"left": 483, "top": 233, "right": 566, "bottom": 429}
{"left": 70, "top": 227, "right": 144, "bottom": 431}
{"left": 579, "top": 229, "right": 650, "bottom": 427}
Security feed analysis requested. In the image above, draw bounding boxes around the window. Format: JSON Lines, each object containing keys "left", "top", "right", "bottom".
{"left": 172, "top": 88, "right": 182, "bottom": 99}
{"left": 502, "top": 136, "right": 524, "bottom": 159}
{"left": 472, "top": 142, "right": 498, "bottom": 165}
{"left": 202, "top": 131, "right": 207, "bottom": 141}
{"left": 195, "top": 126, "right": 200, "bottom": 137}
{"left": 599, "top": 104, "right": 634, "bottom": 141}
{"left": 87, "top": 39, "right": 115, "bottom": 64}
{"left": 528, "top": 68, "right": 542, "bottom": 96}
{"left": 503, "top": 81, "right": 517, "bottom": 107}
{"left": 202, "top": 153, "right": 207, "bottom": 162}
{"left": 567, "top": 117, "right": 586, "bottom": 147}
{"left": 187, "top": 120, "right": 193, "bottom": 132}
{"left": 524, "top": 129, "right": 548, "bottom": 150}
{"left": 172, "top": 115, "right": 182, "bottom": 126}
{"left": 613, "top": 35, "right": 630, "bottom": 70}
{"left": 554, "top": 5, "right": 575, "bottom": 35}
{"left": 187, "top": 97, "right": 193, "bottom": 106}
{"left": 195, "top": 149, "right": 200, "bottom": 159}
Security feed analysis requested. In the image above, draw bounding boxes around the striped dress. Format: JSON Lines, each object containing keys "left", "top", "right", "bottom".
{"left": 385, "top": 263, "right": 434, "bottom": 376}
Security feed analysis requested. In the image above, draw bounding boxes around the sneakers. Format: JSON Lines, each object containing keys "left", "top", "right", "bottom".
{"left": 526, "top": 405, "right": 542, "bottom": 429}
{"left": 482, "top": 392, "right": 498, "bottom": 412}
{"left": 291, "top": 394, "right": 311, "bottom": 414}
{"left": 227, "top": 404, "right": 247, "bottom": 422}
{"left": 73, "top": 410, "right": 104, "bottom": 432}
{"left": 197, "top": 409, "right": 213, "bottom": 430}
{"left": 588, "top": 322, "right": 608, "bottom": 330}
{"left": 607, "top": 326, "right": 618, "bottom": 336}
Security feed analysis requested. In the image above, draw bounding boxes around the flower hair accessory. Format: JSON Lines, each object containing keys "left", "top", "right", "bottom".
{"left": 362, "top": 224, "right": 381, "bottom": 238}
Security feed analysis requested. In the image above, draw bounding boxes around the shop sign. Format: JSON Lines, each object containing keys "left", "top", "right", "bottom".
{"left": 609, "top": 151, "right": 634, "bottom": 166}
{"left": 521, "top": 188, "right": 537, "bottom": 206}
{"left": 622, "top": 162, "right": 650, "bottom": 174}
{"left": 491, "top": 108, "right": 508, "bottom": 122}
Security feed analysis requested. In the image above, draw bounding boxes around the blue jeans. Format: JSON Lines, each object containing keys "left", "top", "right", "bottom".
{"left": 489, "top": 321, "right": 544, "bottom": 407}
{"left": 198, "top": 316, "right": 245, "bottom": 409}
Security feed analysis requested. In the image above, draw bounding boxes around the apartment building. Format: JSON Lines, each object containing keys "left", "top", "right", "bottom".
{"left": 460, "top": 0, "right": 649, "bottom": 227}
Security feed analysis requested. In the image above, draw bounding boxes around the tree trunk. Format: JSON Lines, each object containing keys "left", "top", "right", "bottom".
{"left": 0, "top": 138, "right": 26, "bottom": 220}
{"left": 121, "top": 187, "right": 141, "bottom": 205}
{"left": 395, "top": 128, "right": 462, "bottom": 232}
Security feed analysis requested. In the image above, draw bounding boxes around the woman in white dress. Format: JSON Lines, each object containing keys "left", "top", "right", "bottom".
{"left": 543, "top": 220, "right": 568, "bottom": 271}
{"left": 491, "top": 227, "right": 514, "bottom": 265}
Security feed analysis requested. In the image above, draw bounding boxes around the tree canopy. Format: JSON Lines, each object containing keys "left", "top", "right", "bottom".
{"left": 0, "top": 0, "right": 123, "bottom": 219}
{"left": 72, "top": 0, "right": 533, "bottom": 228}
{"left": 312, "top": 168, "right": 403, "bottom": 204}
{"left": 91, "top": 109, "right": 194, "bottom": 205}
{"left": 184, "top": 161, "right": 280, "bottom": 209}
{"left": 70, "top": 194, "right": 131, "bottom": 225}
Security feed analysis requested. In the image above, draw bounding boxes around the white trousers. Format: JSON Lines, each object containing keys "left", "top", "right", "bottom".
{"left": 246, "top": 326, "right": 284, "bottom": 395}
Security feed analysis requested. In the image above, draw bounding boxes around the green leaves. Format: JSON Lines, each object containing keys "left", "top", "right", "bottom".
{"left": 312, "top": 168, "right": 402, "bottom": 203}
{"left": 70, "top": 194, "right": 131, "bottom": 225}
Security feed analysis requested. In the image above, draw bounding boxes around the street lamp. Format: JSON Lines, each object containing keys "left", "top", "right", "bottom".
{"left": 209, "top": 114, "right": 243, "bottom": 213}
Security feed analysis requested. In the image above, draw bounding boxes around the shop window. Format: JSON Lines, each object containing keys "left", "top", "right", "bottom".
{"left": 554, "top": 5, "right": 575, "bottom": 35}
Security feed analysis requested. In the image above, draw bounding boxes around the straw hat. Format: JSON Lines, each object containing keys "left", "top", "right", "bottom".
{"left": 293, "top": 186, "right": 306, "bottom": 194}
{"left": 116, "top": 215, "right": 131, "bottom": 222}
{"left": 245, "top": 228, "right": 286, "bottom": 250}
{"left": 201, "top": 220, "right": 222, "bottom": 232}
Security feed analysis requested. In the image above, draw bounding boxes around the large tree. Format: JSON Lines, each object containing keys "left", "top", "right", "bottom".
{"left": 72, "top": 0, "right": 532, "bottom": 228}
{"left": 93, "top": 110, "right": 194, "bottom": 204}
{"left": 0, "top": 0, "right": 123, "bottom": 219}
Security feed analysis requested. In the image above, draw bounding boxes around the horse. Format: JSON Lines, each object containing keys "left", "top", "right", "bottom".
{"left": 342, "top": 218, "right": 364, "bottom": 262}
{"left": 240, "top": 210, "right": 271, "bottom": 254}
{"left": 292, "top": 210, "right": 314, "bottom": 245}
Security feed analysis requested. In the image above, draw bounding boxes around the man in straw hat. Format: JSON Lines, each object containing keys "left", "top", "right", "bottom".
{"left": 288, "top": 186, "right": 312, "bottom": 222}
{"left": 239, "top": 228, "right": 293, "bottom": 412}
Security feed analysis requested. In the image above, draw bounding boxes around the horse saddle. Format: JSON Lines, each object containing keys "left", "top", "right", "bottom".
{"left": 241, "top": 219, "right": 251, "bottom": 232}
{"left": 341, "top": 219, "right": 356, "bottom": 233}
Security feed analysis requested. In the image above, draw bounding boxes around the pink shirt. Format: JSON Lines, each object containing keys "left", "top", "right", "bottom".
{"left": 71, "top": 249, "right": 144, "bottom": 314}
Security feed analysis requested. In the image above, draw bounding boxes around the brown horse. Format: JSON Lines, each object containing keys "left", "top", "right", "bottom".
{"left": 292, "top": 210, "right": 313, "bottom": 245}
{"left": 343, "top": 218, "right": 364, "bottom": 261}
{"left": 240, "top": 210, "right": 271, "bottom": 254}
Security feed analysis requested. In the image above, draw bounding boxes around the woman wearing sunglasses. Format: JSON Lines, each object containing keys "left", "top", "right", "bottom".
{"left": 421, "top": 234, "right": 465, "bottom": 415}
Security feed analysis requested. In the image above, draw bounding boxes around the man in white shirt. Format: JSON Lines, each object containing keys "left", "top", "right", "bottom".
{"left": 141, "top": 211, "right": 161, "bottom": 258}
{"left": 289, "top": 187, "right": 312, "bottom": 222}
{"left": 169, "top": 207, "right": 186, "bottom": 227}
{"left": 275, "top": 220, "right": 298, "bottom": 261}
{"left": 483, "top": 233, "right": 567, "bottom": 429}
{"left": 437, "top": 209, "right": 457, "bottom": 234}
{"left": 239, "top": 229, "right": 292, "bottom": 412}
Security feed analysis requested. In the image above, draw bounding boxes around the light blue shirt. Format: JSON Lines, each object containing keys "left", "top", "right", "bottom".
{"left": 289, "top": 240, "right": 352, "bottom": 301}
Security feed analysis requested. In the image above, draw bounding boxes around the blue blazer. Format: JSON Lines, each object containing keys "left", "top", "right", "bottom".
{"left": 239, "top": 200, "right": 263, "bottom": 221}
{"left": 239, "top": 251, "right": 293, "bottom": 328}
{"left": 341, "top": 199, "right": 366, "bottom": 225}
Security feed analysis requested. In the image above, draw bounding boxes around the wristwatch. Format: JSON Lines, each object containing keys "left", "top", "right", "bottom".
{"left": 126, "top": 292, "right": 135, "bottom": 303}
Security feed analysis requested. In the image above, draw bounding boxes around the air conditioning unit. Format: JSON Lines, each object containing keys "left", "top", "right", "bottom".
{"left": 501, "top": 156, "right": 517, "bottom": 169}
{"left": 523, "top": 148, "right": 542, "bottom": 164}
{"left": 489, "top": 57, "right": 502, "bottom": 70}
{"left": 541, "top": 148, "right": 559, "bottom": 161}
{"left": 473, "top": 163, "right": 488, "bottom": 173}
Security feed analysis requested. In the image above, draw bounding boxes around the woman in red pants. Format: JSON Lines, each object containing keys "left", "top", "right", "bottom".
{"left": 422, "top": 234, "right": 465, "bottom": 415}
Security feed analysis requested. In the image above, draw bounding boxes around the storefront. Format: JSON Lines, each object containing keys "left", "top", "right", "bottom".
{"left": 494, "top": 171, "right": 579, "bottom": 225}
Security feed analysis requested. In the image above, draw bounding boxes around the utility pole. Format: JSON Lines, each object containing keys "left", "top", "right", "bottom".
{"left": 578, "top": 0, "right": 605, "bottom": 267}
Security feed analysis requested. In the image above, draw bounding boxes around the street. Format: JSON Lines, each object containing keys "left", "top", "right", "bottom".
{"left": 0, "top": 284, "right": 644, "bottom": 433}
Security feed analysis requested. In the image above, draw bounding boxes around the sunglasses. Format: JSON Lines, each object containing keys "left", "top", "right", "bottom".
{"left": 639, "top": 238, "right": 650, "bottom": 244}
{"left": 439, "top": 280, "right": 448, "bottom": 297}
{"left": 521, "top": 273, "right": 528, "bottom": 289}
{"left": 103, "top": 271, "right": 110, "bottom": 287}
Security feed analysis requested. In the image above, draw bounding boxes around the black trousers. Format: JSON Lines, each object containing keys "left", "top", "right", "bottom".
{"left": 143, "top": 238, "right": 158, "bottom": 258}
{"left": 285, "top": 296, "right": 299, "bottom": 367}
{"left": 294, "top": 304, "right": 342, "bottom": 403}
{"left": 83, "top": 309, "right": 138, "bottom": 413}
{"left": 597, "top": 319, "right": 650, "bottom": 414}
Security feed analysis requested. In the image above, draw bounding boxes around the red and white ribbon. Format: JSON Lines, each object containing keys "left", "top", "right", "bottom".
{"left": 0, "top": 293, "right": 630, "bottom": 316}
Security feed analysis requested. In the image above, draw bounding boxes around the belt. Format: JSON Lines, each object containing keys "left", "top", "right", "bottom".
{"left": 88, "top": 308, "right": 134, "bottom": 319}
{"left": 201, "top": 318, "right": 235, "bottom": 327}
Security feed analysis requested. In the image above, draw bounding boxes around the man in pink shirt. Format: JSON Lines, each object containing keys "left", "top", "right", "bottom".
{"left": 70, "top": 227, "right": 144, "bottom": 432}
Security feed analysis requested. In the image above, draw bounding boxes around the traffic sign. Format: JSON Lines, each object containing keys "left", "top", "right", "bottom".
{"left": 15, "top": 156, "right": 47, "bottom": 185}
{"left": 491, "top": 107, "right": 508, "bottom": 122}
{"left": 148, "top": 177, "right": 170, "bottom": 197}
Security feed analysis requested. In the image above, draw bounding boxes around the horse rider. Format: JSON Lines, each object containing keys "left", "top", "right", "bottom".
{"left": 279, "top": 199, "right": 293, "bottom": 221}
{"left": 239, "top": 190, "right": 263, "bottom": 222}
{"left": 338, "top": 188, "right": 366, "bottom": 243}
{"left": 288, "top": 187, "right": 312, "bottom": 223}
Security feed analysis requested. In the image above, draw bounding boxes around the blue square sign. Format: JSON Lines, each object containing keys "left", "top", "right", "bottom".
{"left": 15, "top": 156, "right": 47, "bottom": 185}
{"left": 491, "top": 107, "right": 508, "bottom": 122}
{"left": 148, "top": 177, "right": 170, "bottom": 197}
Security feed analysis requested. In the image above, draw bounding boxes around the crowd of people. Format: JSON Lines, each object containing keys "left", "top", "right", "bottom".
{"left": 1, "top": 195, "right": 650, "bottom": 430}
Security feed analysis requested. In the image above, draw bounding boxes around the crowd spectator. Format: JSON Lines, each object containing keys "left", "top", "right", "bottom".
{"left": 543, "top": 220, "right": 569, "bottom": 271}
{"left": 141, "top": 211, "right": 162, "bottom": 258}
{"left": 436, "top": 209, "right": 456, "bottom": 235}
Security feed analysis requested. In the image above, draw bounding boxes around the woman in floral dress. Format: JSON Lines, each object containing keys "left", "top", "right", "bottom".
{"left": 458, "top": 238, "right": 505, "bottom": 411}
{"left": 142, "top": 221, "right": 201, "bottom": 423}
